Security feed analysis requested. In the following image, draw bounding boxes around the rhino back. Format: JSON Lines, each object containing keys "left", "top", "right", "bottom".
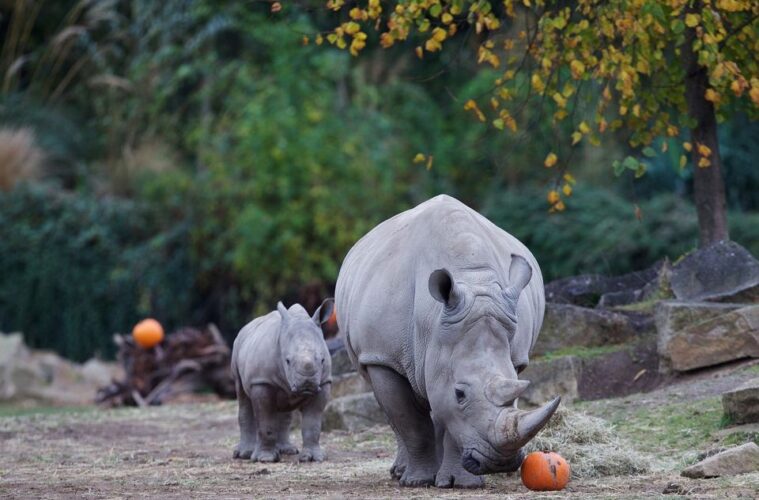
{"left": 232, "top": 311, "right": 285, "bottom": 394}
{"left": 336, "top": 195, "right": 544, "bottom": 391}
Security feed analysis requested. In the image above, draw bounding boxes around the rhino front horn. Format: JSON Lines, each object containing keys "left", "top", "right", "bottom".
{"left": 495, "top": 396, "right": 561, "bottom": 450}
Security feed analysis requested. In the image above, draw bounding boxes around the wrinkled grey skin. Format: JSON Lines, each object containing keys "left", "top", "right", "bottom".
{"left": 231, "top": 299, "right": 334, "bottom": 463}
{"left": 336, "top": 195, "right": 560, "bottom": 488}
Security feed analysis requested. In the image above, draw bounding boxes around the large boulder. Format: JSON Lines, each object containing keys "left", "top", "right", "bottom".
{"left": 681, "top": 442, "right": 759, "bottom": 478}
{"left": 330, "top": 372, "right": 372, "bottom": 399}
{"left": 330, "top": 345, "right": 355, "bottom": 376}
{"left": 322, "top": 392, "right": 387, "bottom": 432}
{"left": 656, "top": 301, "right": 759, "bottom": 372}
{"left": 535, "top": 304, "right": 641, "bottom": 356}
{"left": 670, "top": 241, "right": 759, "bottom": 303}
{"left": 0, "top": 333, "right": 45, "bottom": 401}
{"left": 520, "top": 356, "right": 582, "bottom": 407}
{"left": 723, "top": 378, "right": 759, "bottom": 425}
{"left": 545, "top": 260, "right": 668, "bottom": 307}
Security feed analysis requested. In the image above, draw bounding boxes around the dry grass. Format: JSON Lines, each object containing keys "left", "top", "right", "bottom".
{"left": 525, "top": 405, "right": 653, "bottom": 478}
{"left": 0, "top": 128, "right": 44, "bottom": 191}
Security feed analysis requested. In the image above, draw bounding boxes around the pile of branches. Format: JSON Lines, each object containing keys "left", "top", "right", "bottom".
{"left": 96, "top": 324, "right": 235, "bottom": 407}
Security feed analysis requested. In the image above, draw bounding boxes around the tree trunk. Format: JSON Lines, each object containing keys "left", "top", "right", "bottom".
{"left": 683, "top": 9, "right": 730, "bottom": 246}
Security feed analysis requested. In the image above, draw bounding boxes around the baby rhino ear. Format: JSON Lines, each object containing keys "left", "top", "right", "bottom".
{"left": 277, "top": 301, "right": 290, "bottom": 329}
{"left": 312, "top": 298, "right": 335, "bottom": 326}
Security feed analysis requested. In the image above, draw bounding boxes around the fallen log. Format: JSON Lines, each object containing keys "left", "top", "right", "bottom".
{"left": 96, "top": 324, "right": 235, "bottom": 407}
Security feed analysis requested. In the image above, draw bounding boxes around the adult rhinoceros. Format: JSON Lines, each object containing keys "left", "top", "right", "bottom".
{"left": 335, "top": 195, "right": 559, "bottom": 488}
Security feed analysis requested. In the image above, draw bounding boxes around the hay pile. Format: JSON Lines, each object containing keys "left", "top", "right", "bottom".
{"left": 525, "top": 405, "right": 652, "bottom": 478}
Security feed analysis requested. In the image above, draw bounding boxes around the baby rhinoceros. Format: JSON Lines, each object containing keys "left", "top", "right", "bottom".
{"left": 231, "top": 299, "right": 334, "bottom": 463}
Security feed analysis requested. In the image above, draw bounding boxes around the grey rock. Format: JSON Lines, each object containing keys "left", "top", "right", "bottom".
{"left": 723, "top": 378, "right": 759, "bottom": 425}
{"left": 656, "top": 301, "right": 759, "bottom": 372}
{"left": 671, "top": 241, "right": 759, "bottom": 303}
{"left": 520, "top": 356, "right": 581, "bottom": 408}
{"left": 80, "top": 358, "right": 121, "bottom": 387}
{"left": 322, "top": 392, "right": 387, "bottom": 432}
{"left": 331, "top": 372, "right": 372, "bottom": 399}
{"left": 534, "top": 303, "right": 640, "bottom": 356}
{"left": 0, "top": 333, "right": 44, "bottom": 401}
{"left": 330, "top": 346, "right": 355, "bottom": 375}
{"left": 546, "top": 260, "right": 667, "bottom": 307}
{"left": 681, "top": 442, "right": 759, "bottom": 478}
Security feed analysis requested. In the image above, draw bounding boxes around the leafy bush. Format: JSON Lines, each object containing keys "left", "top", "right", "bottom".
{"left": 0, "top": 185, "right": 192, "bottom": 361}
{"left": 485, "top": 186, "right": 759, "bottom": 281}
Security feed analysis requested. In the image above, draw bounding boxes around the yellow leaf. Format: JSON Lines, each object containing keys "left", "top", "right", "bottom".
{"left": 413, "top": 153, "right": 426, "bottom": 164}
{"left": 750, "top": 87, "right": 759, "bottom": 106}
{"left": 531, "top": 74, "right": 545, "bottom": 93}
{"left": 464, "top": 99, "right": 476, "bottom": 111}
{"left": 571, "top": 131, "right": 582, "bottom": 145}
{"left": 302, "top": 35, "right": 309, "bottom": 45}
{"left": 426, "top": 155, "right": 434, "bottom": 170}
{"left": 579, "top": 121, "right": 590, "bottom": 134}
{"left": 554, "top": 200, "right": 566, "bottom": 211}
{"left": 552, "top": 92, "right": 567, "bottom": 108}
{"left": 685, "top": 13, "right": 700, "bottom": 28}
{"left": 698, "top": 157, "right": 711, "bottom": 168}
{"left": 316, "top": 34, "right": 324, "bottom": 45}
{"left": 679, "top": 154, "right": 687, "bottom": 169}
{"left": 442, "top": 12, "right": 453, "bottom": 24}
{"left": 667, "top": 125, "right": 679, "bottom": 137}
{"left": 562, "top": 184, "right": 573, "bottom": 196}
{"left": 432, "top": 27, "right": 447, "bottom": 42}
{"left": 563, "top": 173, "right": 576, "bottom": 184}
{"left": 547, "top": 190, "right": 560, "bottom": 204}
{"left": 544, "top": 152, "right": 558, "bottom": 168}
{"left": 705, "top": 89, "right": 720, "bottom": 103}
{"left": 697, "top": 143, "right": 712, "bottom": 157}
{"left": 570, "top": 59, "right": 586, "bottom": 79}
{"left": 599, "top": 118, "right": 608, "bottom": 133}
{"left": 683, "top": 142, "right": 692, "bottom": 152}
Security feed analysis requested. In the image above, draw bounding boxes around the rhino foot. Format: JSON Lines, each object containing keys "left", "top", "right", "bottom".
{"left": 399, "top": 467, "right": 436, "bottom": 487}
{"left": 278, "top": 443, "right": 299, "bottom": 455}
{"left": 390, "top": 462, "right": 406, "bottom": 480}
{"left": 299, "top": 447, "right": 326, "bottom": 462}
{"left": 233, "top": 446, "right": 253, "bottom": 460}
{"left": 434, "top": 471, "right": 484, "bottom": 489}
{"left": 252, "top": 449, "right": 281, "bottom": 463}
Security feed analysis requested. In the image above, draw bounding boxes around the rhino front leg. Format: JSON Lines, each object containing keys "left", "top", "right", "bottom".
{"left": 249, "top": 385, "right": 281, "bottom": 463}
{"left": 435, "top": 429, "right": 484, "bottom": 488}
{"left": 276, "top": 412, "right": 298, "bottom": 455}
{"left": 367, "top": 365, "right": 438, "bottom": 487}
{"left": 390, "top": 438, "right": 408, "bottom": 480}
{"left": 233, "top": 382, "right": 257, "bottom": 459}
{"left": 299, "top": 383, "right": 330, "bottom": 462}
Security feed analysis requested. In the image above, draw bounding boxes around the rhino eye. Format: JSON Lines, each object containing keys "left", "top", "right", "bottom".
{"left": 286, "top": 358, "right": 291, "bottom": 365}
{"left": 454, "top": 388, "right": 466, "bottom": 404}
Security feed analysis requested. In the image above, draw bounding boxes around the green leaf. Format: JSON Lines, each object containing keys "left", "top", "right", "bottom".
{"left": 622, "top": 156, "right": 640, "bottom": 171}
{"left": 642, "top": 146, "right": 656, "bottom": 158}
{"left": 671, "top": 19, "right": 685, "bottom": 34}
{"left": 612, "top": 159, "right": 624, "bottom": 176}
{"left": 429, "top": 4, "right": 442, "bottom": 17}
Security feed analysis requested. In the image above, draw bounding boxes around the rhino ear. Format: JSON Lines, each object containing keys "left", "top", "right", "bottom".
{"left": 312, "top": 298, "right": 335, "bottom": 326}
{"left": 429, "top": 268, "right": 462, "bottom": 308}
{"left": 277, "top": 301, "right": 290, "bottom": 329}
{"left": 505, "top": 254, "right": 532, "bottom": 299}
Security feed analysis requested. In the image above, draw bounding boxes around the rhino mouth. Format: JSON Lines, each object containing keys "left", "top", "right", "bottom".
{"left": 462, "top": 447, "right": 524, "bottom": 475}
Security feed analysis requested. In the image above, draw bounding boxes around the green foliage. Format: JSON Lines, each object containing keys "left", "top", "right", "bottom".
{"left": 485, "top": 185, "right": 759, "bottom": 281}
{"left": 0, "top": 184, "right": 192, "bottom": 361}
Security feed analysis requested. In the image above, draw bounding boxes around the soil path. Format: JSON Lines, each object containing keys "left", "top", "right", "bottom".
{"left": 1, "top": 363, "right": 758, "bottom": 498}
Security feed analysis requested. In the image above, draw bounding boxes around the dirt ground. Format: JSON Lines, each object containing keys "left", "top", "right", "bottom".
{"left": 2, "top": 363, "right": 758, "bottom": 499}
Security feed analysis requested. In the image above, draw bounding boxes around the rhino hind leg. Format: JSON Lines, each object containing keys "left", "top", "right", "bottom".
{"left": 275, "top": 412, "right": 298, "bottom": 455}
{"left": 366, "top": 365, "right": 438, "bottom": 487}
{"left": 233, "top": 384, "right": 257, "bottom": 459}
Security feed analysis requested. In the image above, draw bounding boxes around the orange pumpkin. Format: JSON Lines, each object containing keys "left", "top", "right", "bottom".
{"left": 132, "top": 318, "right": 164, "bottom": 349}
{"left": 520, "top": 451, "right": 570, "bottom": 491}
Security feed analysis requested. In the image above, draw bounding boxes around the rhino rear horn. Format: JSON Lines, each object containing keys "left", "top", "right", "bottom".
{"left": 313, "top": 298, "right": 335, "bottom": 326}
